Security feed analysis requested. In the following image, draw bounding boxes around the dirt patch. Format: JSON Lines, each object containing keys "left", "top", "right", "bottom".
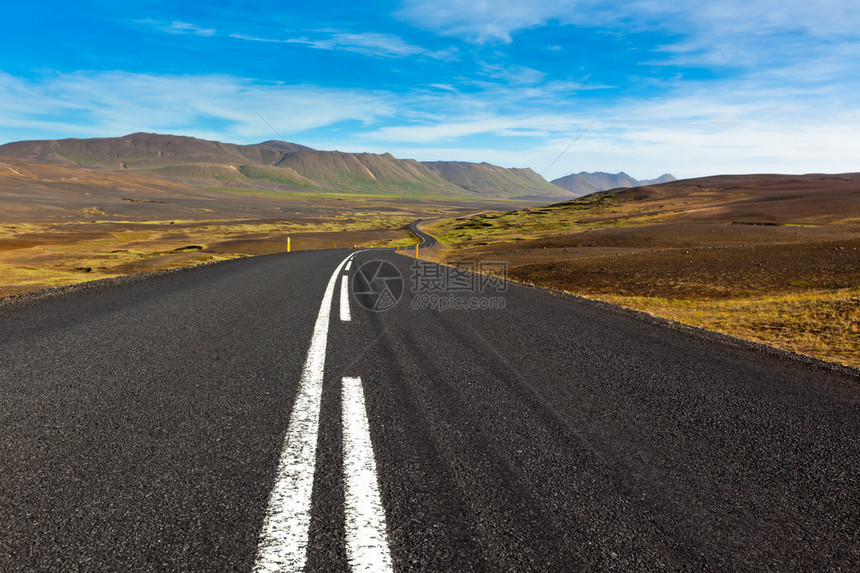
{"left": 501, "top": 235, "right": 860, "bottom": 299}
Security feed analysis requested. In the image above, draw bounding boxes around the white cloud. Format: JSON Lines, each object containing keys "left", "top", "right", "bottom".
{"left": 166, "top": 21, "right": 216, "bottom": 36}
{"left": 0, "top": 72, "right": 393, "bottom": 144}
{"left": 230, "top": 30, "right": 456, "bottom": 60}
{"left": 354, "top": 110, "right": 860, "bottom": 182}
{"left": 396, "top": 0, "right": 576, "bottom": 43}
{"left": 539, "top": 85, "right": 860, "bottom": 179}
{"left": 398, "top": 0, "right": 860, "bottom": 43}
{"left": 143, "top": 15, "right": 456, "bottom": 61}
{"left": 351, "top": 67, "right": 860, "bottom": 180}
{"left": 478, "top": 62, "right": 546, "bottom": 85}
{"left": 367, "top": 114, "right": 588, "bottom": 143}
{"left": 384, "top": 0, "right": 860, "bottom": 179}
{"left": 397, "top": 0, "right": 860, "bottom": 71}
{"left": 291, "top": 32, "right": 456, "bottom": 60}
{"left": 141, "top": 19, "right": 217, "bottom": 36}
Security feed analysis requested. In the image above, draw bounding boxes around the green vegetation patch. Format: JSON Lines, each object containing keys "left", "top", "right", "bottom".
{"left": 429, "top": 192, "right": 633, "bottom": 247}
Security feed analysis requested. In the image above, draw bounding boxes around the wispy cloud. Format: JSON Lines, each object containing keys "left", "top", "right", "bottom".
{"left": 0, "top": 72, "right": 393, "bottom": 144}
{"left": 396, "top": 0, "right": 576, "bottom": 43}
{"left": 367, "top": 114, "right": 588, "bottom": 143}
{"left": 142, "top": 19, "right": 217, "bottom": 36}
{"left": 389, "top": 0, "right": 860, "bottom": 180}
{"left": 397, "top": 0, "right": 860, "bottom": 70}
{"left": 478, "top": 62, "right": 546, "bottom": 86}
{"left": 398, "top": 0, "right": 860, "bottom": 42}
{"left": 141, "top": 15, "right": 456, "bottom": 61}
{"left": 283, "top": 31, "right": 457, "bottom": 60}
{"left": 352, "top": 63, "right": 860, "bottom": 179}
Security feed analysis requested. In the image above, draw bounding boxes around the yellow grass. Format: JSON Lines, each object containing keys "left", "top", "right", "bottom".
{"left": 360, "top": 231, "right": 421, "bottom": 249}
{"left": 0, "top": 215, "right": 418, "bottom": 296}
{"left": 595, "top": 289, "right": 860, "bottom": 369}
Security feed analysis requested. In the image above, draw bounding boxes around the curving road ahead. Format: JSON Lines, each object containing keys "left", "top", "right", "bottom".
{"left": 406, "top": 220, "right": 438, "bottom": 247}
{"left": 0, "top": 248, "right": 858, "bottom": 571}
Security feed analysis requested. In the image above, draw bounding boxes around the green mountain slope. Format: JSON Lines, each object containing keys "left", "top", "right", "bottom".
{"left": 423, "top": 161, "right": 574, "bottom": 199}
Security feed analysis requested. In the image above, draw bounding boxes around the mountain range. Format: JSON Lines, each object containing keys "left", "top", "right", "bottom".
{"left": 551, "top": 171, "right": 676, "bottom": 195}
{"left": 0, "top": 133, "right": 571, "bottom": 200}
{"left": 0, "top": 133, "right": 674, "bottom": 200}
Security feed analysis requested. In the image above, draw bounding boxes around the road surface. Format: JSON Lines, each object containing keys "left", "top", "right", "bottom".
{"left": 0, "top": 248, "right": 857, "bottom": 571}
{"left": 406, "top": 220, "right": 437, "bottom": 247}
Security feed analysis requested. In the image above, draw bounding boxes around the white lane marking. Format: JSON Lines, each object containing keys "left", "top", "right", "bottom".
{"left": 253, "top": 253, "right": 353, "bottom": 573}
{"left": 342, "top": 376, "right": 393, "bottom": 573}
{"left": 340, "top": 275, "right": 351, "bottom": 322}
{"left": 345, "top": 259, "right": 353, "bottom": 271}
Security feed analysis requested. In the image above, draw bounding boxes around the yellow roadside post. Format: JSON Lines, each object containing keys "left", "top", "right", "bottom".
{"left": 415, "top": 243, "right": 419, "bottom": 259}
{"left": 287, "top": 236, "right": 291, "bottom": 253}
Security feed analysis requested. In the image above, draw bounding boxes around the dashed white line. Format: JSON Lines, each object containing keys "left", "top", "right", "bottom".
{"left": 340, "top": 275, "right": 351, "bottom": 322}
{"left": 253, "top": 253, "right": 353, "bottom": 573}
{"left": 345, "top": 259, "right": 353, "bottom": 271}
{"left": 342, "top": 376, "right": 394, "bottom": 573}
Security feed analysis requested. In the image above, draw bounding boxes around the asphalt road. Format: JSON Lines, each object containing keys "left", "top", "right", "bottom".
{"left": 0, "top": 248, "right": 858, "bottom": 571}
{"left": 406, "top": 220, "right": 438, "bottom": 247}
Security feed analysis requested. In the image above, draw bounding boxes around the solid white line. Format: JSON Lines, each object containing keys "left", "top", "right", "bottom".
{"left": 253, "top": 253, "right": 353, "bottom": 573}
{"left": 342, "top": 376, "right": 393, "bottom": 573}
{"left": 340, "top": 275, "right": 351, "bottom": 322}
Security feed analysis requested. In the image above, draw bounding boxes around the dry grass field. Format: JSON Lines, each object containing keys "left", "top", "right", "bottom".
{"left": 0, "top": 156, "right": 470, "bottom": 296}
{"left": 0, "top": 220, "right": 420, "bottom": 296}
{"left": 426, "top": 174, "right": 860, "bottom": 368}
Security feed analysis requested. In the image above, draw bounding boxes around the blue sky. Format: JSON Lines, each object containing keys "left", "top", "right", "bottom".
{"left": 1, "top": 0, "right": 858, "bottom": 180}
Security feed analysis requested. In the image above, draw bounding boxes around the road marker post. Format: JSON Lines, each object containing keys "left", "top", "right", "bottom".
{"left": 287, "top": 236, "right": 291, "bottom": 253}
{"left": 415, "top": 243, "right": 419, "bottom": 259}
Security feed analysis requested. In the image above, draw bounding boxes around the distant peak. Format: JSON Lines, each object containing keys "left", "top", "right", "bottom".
{"left": 550, "top": 170, "right": 675, "bottom": 195}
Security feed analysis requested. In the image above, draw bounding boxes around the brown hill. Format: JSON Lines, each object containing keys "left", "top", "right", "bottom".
{"left": 602, "top": 173, "right": 860, "bottom": 224}
{"left": 0, "top": 133, "right": 310, "bottom": 169}
{"left": 431, "top": 172, "right": 860, "bottom": 298}
{"left": 0, "top": 155, "right": 306, "bottom": 222}
{"left": 0, "top": 133, "right": 569, "bottom": 199}
{"left": 0, "top": 133, "right": 466, "bottom": 195}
